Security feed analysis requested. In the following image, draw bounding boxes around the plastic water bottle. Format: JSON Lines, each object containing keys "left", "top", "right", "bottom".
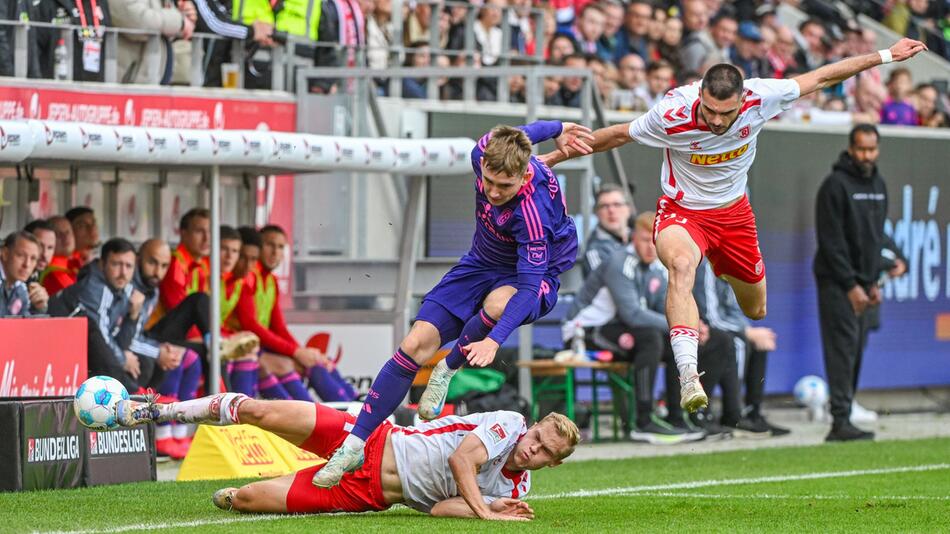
{"left": 571, "top": 321, "right": 586, "bottom": 357}
{"left": 54, "top": 38, "right": 69, "bottom": 80}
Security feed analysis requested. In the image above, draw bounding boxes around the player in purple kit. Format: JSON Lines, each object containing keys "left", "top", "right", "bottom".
{"left": 312, "top": 120, "right": 594, "bottom": 488}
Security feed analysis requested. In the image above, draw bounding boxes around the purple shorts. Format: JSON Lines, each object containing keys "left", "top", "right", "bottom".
{"left": 415, "top": 260, "right": 559, "bottom": 345}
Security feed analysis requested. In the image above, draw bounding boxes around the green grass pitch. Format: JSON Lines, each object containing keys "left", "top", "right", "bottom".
{"left": 4, "top": 437, "right": 948, "bottom": 533}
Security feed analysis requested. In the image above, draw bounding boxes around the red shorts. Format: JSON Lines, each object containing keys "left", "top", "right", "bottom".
{"left": 285, "top": 404, "right": 392, "bottom": 514}
{"left": 654, "top": 194, "right": 765, "bottom": 284}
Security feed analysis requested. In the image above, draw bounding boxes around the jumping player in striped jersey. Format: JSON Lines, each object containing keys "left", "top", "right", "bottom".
{"left": 543, "top": 38, "right": 927, "bottom": 414}
{"left": 313, "top": 120, "right": 594, "bottom": 488}
{"left": 115, "top": 394, "right": 578, "bottom": 520}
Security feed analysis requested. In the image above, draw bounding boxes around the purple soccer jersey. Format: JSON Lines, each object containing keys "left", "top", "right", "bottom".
{"left": 467, "top": 120, "right": 578, "bottom": 279}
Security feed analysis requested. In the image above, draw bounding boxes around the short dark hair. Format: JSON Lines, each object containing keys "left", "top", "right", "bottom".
{"left": 101, "top": 237, "right": 136, "bottom": 261}
{"left": 179, "top": 208, "right": 210, "bottom": 232}
{"left": 65, "top": 206, "right": 94, "bottom": 223}
{"left": 798, "top": 18, "right": 823, "bottom": 33}
{"left": 849, "top": 124, "right": 879, "bottom": 146}
{"left": 24, "top": 219, "right": 54, "bottom": 235}
{"left": 3, "top": 230, "right": 40, "bottom": 250}
{"left": 563, "top": 53, "right": 588, "bottom": 65}
{"left": 701, "top": 63, "right": 744, "bottom": 100}
{"left": 594, "top": 183, "right": 630, "bottom": 205}
{"left": 238, "top": 226, "right": 263, "bottom": 249}
{"left": 220, "top": 225, "right": 241, "bottom": 243}
{"left": 710, "top": 10, "right": 737, "bottom": 27}
{"left": 260, "top": 225, "right": 286, "bottom": 237}
{"left": 647, "top": 59, "right": 673, "bottom": 75}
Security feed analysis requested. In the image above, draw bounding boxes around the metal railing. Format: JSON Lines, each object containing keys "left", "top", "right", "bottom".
{"left": 0, "top": 0, "right": 549, "bottom": 91}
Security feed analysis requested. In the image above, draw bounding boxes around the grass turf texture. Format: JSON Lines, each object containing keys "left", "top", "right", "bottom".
{"left": 4, "top": 437, "right": 948, "bottom": 533}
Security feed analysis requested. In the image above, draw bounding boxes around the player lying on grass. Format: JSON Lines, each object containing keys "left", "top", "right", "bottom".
{"left": 116, "top": 394, "right": 578, "bottom": 520}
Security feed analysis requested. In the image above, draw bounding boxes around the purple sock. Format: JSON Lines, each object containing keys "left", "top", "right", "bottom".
{"left": 351, "top": 349, "right": 420, "bottom": 441}
{"left": 444, "top": 309, "right": 497, "bottom": 370}
{"left": 177, "top": 349, "right": 202, "bottom": 401}
{"left": 278, "top": 372, "right": 311, "bottom": 401}
{"left": 158, "top": 363, "right": 183, "bottom": 398}
{"left": 258, "top": 374, "right": 292, "bottom": 400}
{"left": 229, "top": 359, "right": 259, "bottom": 396}
{"left": 309, "top": 365, "right": 358, "bottom": 402}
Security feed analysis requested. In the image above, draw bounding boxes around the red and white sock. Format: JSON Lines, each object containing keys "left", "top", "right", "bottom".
{"left": 670, "top": 325, "right": 699, "bottom": 378}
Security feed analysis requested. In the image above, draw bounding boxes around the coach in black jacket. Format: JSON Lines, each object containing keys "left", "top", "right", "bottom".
{"left": 813, "top": 124, "right": 891, "bottom": 443}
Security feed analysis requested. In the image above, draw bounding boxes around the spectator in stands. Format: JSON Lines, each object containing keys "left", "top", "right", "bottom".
{"left": 474, "top": 0, "right": 505, "bottom": 67}
{"left": 588, "top": 56, "right": 616, "bottom": 101}
{"left": 795, "top": 18, "right": 827, "bottom": 71}
{"left": 731, "top": 21, "right": 772, "bottom": 78}
{"left": 582, "top": 184, "right": 632, "bottom": 276}
{"left": 649, "top": 14, "right": 683, "bottom": 76}
{"left": 236, "top": 225, "right": 356, "bottom": 402}
{"left": 569, "top": 3, "right": 605, "bottom": 56}
{"left": 0, "top": 231, "right": 44, "bottom": 316}
{"left": 548, "top": 32, "right": 577, "bottom": 63}
{"left": 403, "top": 0, "right": 433, "bottom": 47}
{"left": 66, "top": 206, "right": 100, "bottom": 268}
{"left": 904, "top": 0, "right": 949, "bottom": 59}
{"left": 401, "top": 42, "right": 440, "bottom": 99}
{"left": 597, "top": 0, "right": 625, "bottom": 62}
{"left": 43, "top": 216, "right": 78, "bottom": 297}
{"left": 366, "top": 0, "right": 394, "bottom": 70}
{"left": 23, "top": 219, "right": 56, "bottom": 277}
{"left": 633, "top": 59, "right": 674, "bottom": 111}
{"left": 564, "top": 212, "right": 700, "bottom": 444}
{"left": 110, "top": 0, "right": 195, "bottom": 84}
{"left": 853, "top": 75, "right": 886, "bottom": 122}
{"left": 679, "top": 0, "right": 709, "bottom": 42}
{"left": 681, "top": 9, "right": 736, "bottom": 74}
{"left": 881, "top": 67, "right": 919, "bottom": 125}
{"left": 915, "top": 83, "right": 949, "bottom": 127}
{"left": 191, "top": 0, "right": 275, "bottom": 88}
{"left": 50, "top": 238, "right": 138, "bottom": 391}
{"left": 693, "top": 260, "right": 788, "bottom": 436}
{"left": 614, "top": 0, "right": 652, "bottom": 61}
{"left": 648, "top": 4, "right": 668, "bottom": 45}
{"left": 767, "top": 24, "right": 798, "bottom": 78}
{"left": 506, "top": 0, "right": 533, "bottom": 55}
{"left": 530, "top": 4, "right": 557, "bottom": 58}
{"left": 611, "top": 53, "right": 647, "bottom": 110}
{"left": 556, "top": 53, "right": 588, "bottom": 107}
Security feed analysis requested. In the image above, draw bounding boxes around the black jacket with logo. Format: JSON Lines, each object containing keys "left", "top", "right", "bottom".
{"left": 813, "top": 151, "right": 889, "bottom": 290}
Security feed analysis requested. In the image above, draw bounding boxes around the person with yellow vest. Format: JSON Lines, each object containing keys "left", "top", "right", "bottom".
{"left": 234, "top": 225, "right": 357, "bottom": 402}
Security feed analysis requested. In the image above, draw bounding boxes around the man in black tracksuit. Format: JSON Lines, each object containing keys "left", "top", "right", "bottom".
{"left": 814, "top": 124, "right": 891, "bottom": 442}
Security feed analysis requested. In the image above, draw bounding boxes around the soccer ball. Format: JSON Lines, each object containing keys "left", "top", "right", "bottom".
{"left": 793, "top": 375, "right": 829, "bottom": 409}
{"left": 73, "top": 376, "right": 129, "bottom": 430}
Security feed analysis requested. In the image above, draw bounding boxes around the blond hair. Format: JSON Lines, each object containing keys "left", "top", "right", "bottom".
{"left": 482, "top": 125, "right": 533, "bottom": 178}
{"left": 539, "top": 412, "right": 581, "bottom": 459}
{"left": 634, "top": 210, "right": 656, "bottom": 233}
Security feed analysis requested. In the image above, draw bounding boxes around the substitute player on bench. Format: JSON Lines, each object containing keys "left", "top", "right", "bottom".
{"left": 543, "top": 38, "right": 927, "bottom": 414}
{"left": 116, "top": 394, "right": 577, "bottom": 520}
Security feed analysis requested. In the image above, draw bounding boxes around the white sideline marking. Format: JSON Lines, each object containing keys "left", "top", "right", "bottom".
{"left": 627, "top": 492, "right": 950, "bottom": 501}
{"left": 42, "top": 463, "right": 950, "bottom": 534}
{"left": 528, "top": 463, "right": 950, "bottom": 500}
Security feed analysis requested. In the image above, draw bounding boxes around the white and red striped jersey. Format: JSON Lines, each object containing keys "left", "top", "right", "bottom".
{"left": 627, "top": 78, "right": 800, "bottom": 210}
{"left": 391, "top": 411, "right": 530, "bottom": 513}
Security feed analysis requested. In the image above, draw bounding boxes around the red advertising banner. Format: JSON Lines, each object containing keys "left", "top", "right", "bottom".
{"left": 0, "top": 317, "right": 88, "bottom": 397}
{"left": 0, "top": 82, "right": 298, "bottom": 313}
{"left": 0, "top": 85, "right": 296, "bottom": 131}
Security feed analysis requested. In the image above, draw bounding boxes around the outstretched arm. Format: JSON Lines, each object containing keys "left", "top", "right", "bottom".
{"left": 540, "top": 123, "right": 631, "bottom": 167}
{"left": 794, "top": 38, "right": 927, "bottom": 98}
{"left": 431, "top": 497, "right": 535, "bottom": 520}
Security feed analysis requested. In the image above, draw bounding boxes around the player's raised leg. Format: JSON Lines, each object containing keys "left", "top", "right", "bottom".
{"left": 721, "top": 274, "right": 767, "bottom": 321}
{"left": 655, "top": 224, "right": 708, "bottom": 412}
{"left": 313, "top": 320, "right": 444, "bottom": 488}
{"left": 419, "top": 286, "right": 516, "bottom": 420}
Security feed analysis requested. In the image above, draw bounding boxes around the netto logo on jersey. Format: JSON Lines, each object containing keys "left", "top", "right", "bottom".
{"left": 26, "top": 435, "right": 81, "bottom": 463}
{"left": 88, "top": 428, "right": 149, "bottom": 456}
{"left": 689, "top": 143, "right": 750, "bottom": 166}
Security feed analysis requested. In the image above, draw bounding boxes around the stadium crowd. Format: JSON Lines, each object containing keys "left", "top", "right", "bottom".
{"left": 1, "top": 0, "right": 948, "bottom": 126}
{"left": 0, "top": 208, "right": 359, "bottom": 460}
